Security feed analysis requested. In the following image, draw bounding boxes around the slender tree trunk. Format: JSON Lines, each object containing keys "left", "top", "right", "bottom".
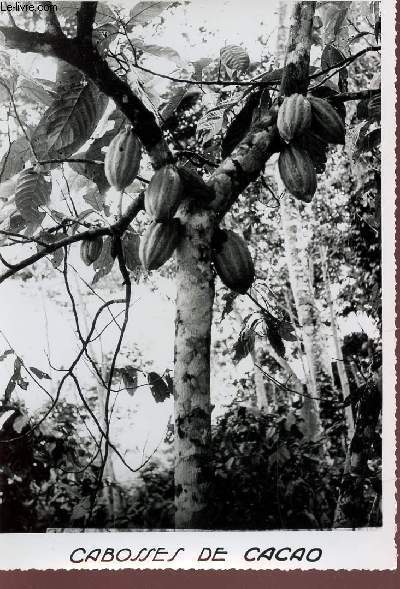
{"left": 174, "top": 206, "right": 215, "bottom": 529}
{"left": 250, "top": 340, "right": 269, "bottom": 410}
{"left": 320, "top": 245, "right": 354, "bottom": 438}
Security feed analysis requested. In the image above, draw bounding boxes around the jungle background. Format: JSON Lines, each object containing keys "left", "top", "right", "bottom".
{"left": 0, "top": 0, "right": 382, "bottom": 531}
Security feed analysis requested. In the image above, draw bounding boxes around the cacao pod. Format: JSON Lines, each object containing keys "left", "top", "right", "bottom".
{"left": 309, "top": 96, "right": 345, "bottom": 145}
{"left": 299, "top": 130, "right": 328, "bottom": 174}
{"left": 104, "top": 127, "right": 142, "bottom": 191}
{"left": 277, "top": 93, "right": 312, "bottom": 143}
{"left": 145, "top": 164, "right": 183, "bottom": 221}
{"left": 80, "top": 236, "right": 103, "bottom": 266}
{"left": 212, "top": 229, "right": 255, "bottom": 294}
{"left": 122, "top": 231, "right": 140, "bottom": 271}
{"left": 278, "top": 144, "right": 317, "bottom": 202}
{"left": 139, "top": 220, "right": 181, "bottom": 271}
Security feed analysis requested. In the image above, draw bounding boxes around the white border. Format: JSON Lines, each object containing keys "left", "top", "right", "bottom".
{"left": 0, "top": 0, "right": 397, "bottom": 570}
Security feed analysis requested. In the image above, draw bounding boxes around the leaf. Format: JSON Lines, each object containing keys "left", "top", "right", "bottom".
{"left": 220, "top": 291, "right": 239, "bottom": 321}
{"left": 221, "top": 91, "right": 261, "bottom": 158}
{"left": 0, "top": 410, "right": 15, "bottom": 431}
{"left": 321, "top": 44, "right": 345, "bottom": 70}
{"left": 268, "top": 444, "right": 290, "bottom": 468}
{"left": 191, "top": 57, "right": 213, "bottom": 81}
{"left": 82, "top": 187, "right": 106, "bottom": 213}
{"left": 0, "top": 349, "right": 13, "bottom": 362}
{"left": 232, "top": 328, "right": 255, "bottom": 364}
{"left": 266, "top": 323, "right": 285, "bottom": 358}
{"left": 147, "top": 371, "right": 171, "bottom": 403}
{"left": 33, "top": 82, "right": 107, "bottom": 159}
{"left": 129, "top": 37, "right": 182, "bottom": 65}
{"left": 70, "top": 155, "right": 109, "bottom": 196}
{"left": 129, "top": 1, "right": 169, "bottom": 26}
{"left": 196, "top": 110, "right": 224, "bottom": 146}
{"left": 0, "top": 135, "right": 33, "bottom": 182}
{"left": 29, "top": 366, "right": 51, "bottom": 380}
{"left": 119, "top": 366, "right": 138, "bottom": 396}
{"left": 15, "top": 169, "right": 52, "bottom": 223}
{"left": 71, "top": 496, "right": 91, "bottom": 522}
{"left": 368, "top": 94, "right": 381, "bottom": 122}
{"left": 220, "top": 45, "right": 250, "bottom": 74}
{"left": 16, "top": 77, "right": 55, "bottom": 107}
{"left": 36, "top": 231, "right": 64, "bottom": 268}
{"left": 278, "top": 321, "right": 297, "bottom": 342}
{"left": 356, "top": 126, "right": 381, "bottom": 153}
{"left": 5, "top": 357, "right": 27, "bottom": 400}
{"left": 159, "top": 85, "right": 188, "bottom": 122}
{"left": 92, "top": 236, "right": 115, "bottom": 284}
{"left": 12, "top": 414, "right": 29, "bottom": 433}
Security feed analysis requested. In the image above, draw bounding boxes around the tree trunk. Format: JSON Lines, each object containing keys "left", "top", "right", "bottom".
{"left": 174, "top": 205, "right": 215, "bottom": 529}
{"left": 250, "top": 340, "right": 269, "bottom": 411}
{"left": 280, "top": 190, "right": 322, "bottom": 440}
{"left": 320, "top": 245, "right": 355, "bottom": 438}
{"left": 333, "top": 377, "right": 381, "bottom": 527}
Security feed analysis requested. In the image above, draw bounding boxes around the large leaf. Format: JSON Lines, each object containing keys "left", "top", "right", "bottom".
{"left": 0, "top": 135, "right": 33, "bottom": 182}
{"left": 220, "top": 45, "right": 250, "bottom": 74}
{"left": 92, "top": 235, "right": 115, "bottom": 284}
{"left": 129, "top": 1, "right": 169, "bottom": 26}
{"left": 147, "top": 371, "right": 171, "bottom": 403}
{"left": 15, "top": 169, "right": 51, "bottom": 223}
{"left": 69, "top": 152, "right": 109, "bottom": 195}
{"left": 32, "top": 82, "right": 108, "bottom": 160}
{"left": 221, "top": 91, "right": 262, "bottom": 158}
{"left": 128, "top": 37, "right": 182, "bottom": 65}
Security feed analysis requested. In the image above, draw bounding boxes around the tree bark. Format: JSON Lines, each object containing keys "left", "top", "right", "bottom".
{"left": 174, "top": 205, "right": 215, "bottom": 529}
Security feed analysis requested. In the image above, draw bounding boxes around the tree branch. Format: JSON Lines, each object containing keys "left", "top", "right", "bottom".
{"left": 76, "top": 1, "right": 97, "bottom": 41}
{"left": 0, "top": 194, "right": 144, "bottom": 283}
{"left": 0, "top": 24, "right": 172, "bottom": 168}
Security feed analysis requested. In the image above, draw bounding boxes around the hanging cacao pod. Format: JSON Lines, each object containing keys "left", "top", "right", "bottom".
{"left": 308, "top": 96, "right": 345, "bottom": 145}
{"left": 212, "top": 229, "right": 255, "bottom": 294}
{"left": 80, "top": 236, "right": 103, "bottom": 266}
{"left": 122, "top": 231, "right": 140, "bottom": 271}
{"left": 299, "top": 130, "right": 329, "bottom": 174}
{"left": 278, "top": 144, "right": 317, "bottom": 202}
{"left": 139, "top": 220, "right": 181, "bottom": 271}
{"left": 144, "top": 164, "right": 183, "bottom": 221}
{"left": 104, "top": 126, "right": 142, "bottom": 191}
{"left": 277, "top": 93, "right": 312, "bottom": 143}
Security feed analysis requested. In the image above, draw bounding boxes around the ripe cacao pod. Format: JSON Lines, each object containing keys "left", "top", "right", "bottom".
{"left": 278, "top": 144, "right": 317, "bottom": 202}
{"left": 309, "top": 96, "right": 345, "bottom": 145}
{"left": 122, "top": 231, "right": 140, "bottom": 271}
{"left": 277, "top": 93, "right": 312, "bottom": 143}
{"left": 139, "top": 220, "right": 181, "bottom": 271}
{"left": 104, "top": 127, "right": 142, "bottom": 191}
{"left": 212, "top": 229, "right": 255, "bottom": 294}
{"left": 145, "top": 164, "right": 183, "bottom": 221}
{"left": 80, "top": 236, "right": 103, "bottom": 266}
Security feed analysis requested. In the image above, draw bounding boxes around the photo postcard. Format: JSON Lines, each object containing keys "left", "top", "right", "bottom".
{"left": 0, "top": 0, "right": 396, "bottom": 571}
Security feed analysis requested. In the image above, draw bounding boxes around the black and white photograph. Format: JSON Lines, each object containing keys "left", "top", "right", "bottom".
{"left": 0, "top": 0, "right": 396, "bottom": 570}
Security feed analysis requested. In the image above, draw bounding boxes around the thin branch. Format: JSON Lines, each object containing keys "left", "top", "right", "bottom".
{"left": 0, "top": 193, "right": 144, "bottom": 284}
